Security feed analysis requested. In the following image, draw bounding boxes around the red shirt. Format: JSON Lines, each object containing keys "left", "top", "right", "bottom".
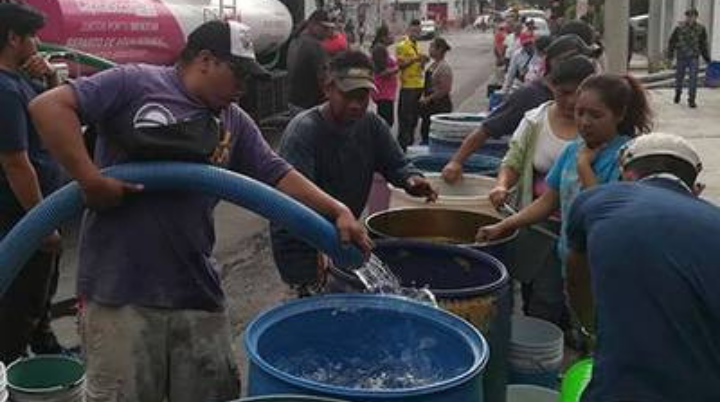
{"left": 322, "top": 32, "right": 348, "bottom": 55}
{"left": 494, "top": 31, "right": 507, "bottom": 56}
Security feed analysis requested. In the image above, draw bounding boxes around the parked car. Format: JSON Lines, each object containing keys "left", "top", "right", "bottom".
{"left": 420, "top": 19, "right": 437, "bottom": 40}
{"left": 526, "top": 17, "right": 551, "bottom": 38}
{"left": 502, "top": 8, "right": 547, "bottom": 20}
{"left": 519, "top": 9, "right": 548, "bottom": 20}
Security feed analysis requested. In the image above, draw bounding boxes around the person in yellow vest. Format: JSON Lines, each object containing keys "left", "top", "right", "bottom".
{"left": 395, "top": 19, "right": 428, "bottom": 151}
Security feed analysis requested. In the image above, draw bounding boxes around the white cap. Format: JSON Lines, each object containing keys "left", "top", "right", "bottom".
{"left": 228, "top": 20, "right": 256, "bottom": 60}
{"left": 620, "top": 133, "right": 702, "bottom": 173}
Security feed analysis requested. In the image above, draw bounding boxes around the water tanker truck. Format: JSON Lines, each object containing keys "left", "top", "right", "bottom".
{"left": 23, "top": 0, "right": 297, "bottom": 121}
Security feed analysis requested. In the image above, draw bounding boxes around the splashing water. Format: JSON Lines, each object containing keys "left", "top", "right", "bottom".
{"left": 272, "top": 337, "right": 460, "bottom": 389}
{"left": 353, "top": 254, "right": 437, "bottom": 306}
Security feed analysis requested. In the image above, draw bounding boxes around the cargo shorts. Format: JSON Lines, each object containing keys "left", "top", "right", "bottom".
{"left": 80, "top": 302, "right": 241, "bottom": 402}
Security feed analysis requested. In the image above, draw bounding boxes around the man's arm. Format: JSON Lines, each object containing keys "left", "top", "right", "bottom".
{"left": 373, "top": 120, "right": 437, "bottom": 201}
{"left": 700, "top": 26, "right": 711, "bottom": 63}
{"left": 565, "top": 189, "right": 595, "bottom": 334}
{"left": 29, "top": 86, "right": 142, "bottom": 210}
{"left": 667, "top": 27, "right": 678, "bottom": 59}
{"left": 275, "top": 169, "right": 372, "bottom": 254}
{"left": 29, "top": 86, "right": 98, "bottom": 184}
{"left": 441, "top": 126, "right": 490, "bottom": 183}
{"left": 0, "top": 152, "right": 43, "bottom": 211}
{"left": 566, "top": 249, "right": 595, "bottom": 334}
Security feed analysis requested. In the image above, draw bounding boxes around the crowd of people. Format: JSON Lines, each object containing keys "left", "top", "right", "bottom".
{"left": 1, "top": 2, "right": 720, "bottom": 402}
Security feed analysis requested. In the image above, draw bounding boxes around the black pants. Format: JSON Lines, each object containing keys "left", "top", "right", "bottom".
{"left": 420, "top": 96, "right": 453, "bottom": 144}
{"left": 397, "top": 88, "right": 423, "bottom": 151}
{"left": 376, "top": 100, "right": 395, "bottom": 128}
{"left": 0, "top": 251, "right": 58, "bottom": 363}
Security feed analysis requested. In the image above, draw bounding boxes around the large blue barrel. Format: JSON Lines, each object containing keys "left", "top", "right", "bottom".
{"left": 237, "top": 396, "right": 350, "bottom": 401}
{"left": 327, "top": 240, "right": 512, "bottom": 402}
{"left": 427, "top": 113, "right": 509, "bottom": 158}
{"left": 244, "top": 294, "right": 489, "bottom": 402}
{"left": 428, "top": 137, "right": 509, "bottom": 159}
{"left": 488, "top": 90, "right": 505, "bottom": 112}
{"left": 409, "top": 154, "right": 501, "bottom": 176}
{"left": 705, "top": 61, "right": 720, "bottom": 88}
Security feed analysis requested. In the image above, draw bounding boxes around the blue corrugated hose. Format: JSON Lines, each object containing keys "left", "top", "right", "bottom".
{"left": 0, "top": 162, "right": 364, "bottom": 296}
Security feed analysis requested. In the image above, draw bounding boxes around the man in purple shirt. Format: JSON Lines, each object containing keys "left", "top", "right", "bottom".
{"left": 29, "top": 20, "right": 371, "bottom": 402}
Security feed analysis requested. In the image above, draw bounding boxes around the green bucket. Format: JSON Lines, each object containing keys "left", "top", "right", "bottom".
{"left": 560, "top": 359, "right": 593, "bottom": 402}
{"left": 6, "top": 355, "right": 84, "bottom": 401}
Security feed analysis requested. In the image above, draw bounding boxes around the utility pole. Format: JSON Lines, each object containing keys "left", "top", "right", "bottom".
{"left": 647, "top": 0, "right": 664, "bottom": 72}
{"left": 603, "top": 0, "right": 630, "bottom": 74}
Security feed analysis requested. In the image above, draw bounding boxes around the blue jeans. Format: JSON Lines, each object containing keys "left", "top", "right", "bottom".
{"left": 675, "top": 57, "right": 699, "bottom": 101}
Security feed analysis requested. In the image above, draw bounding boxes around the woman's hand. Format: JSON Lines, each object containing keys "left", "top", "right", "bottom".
{"left": 577, "top": 144, "right": 604, "bottom": 188}
{"left": 488, "top": 185, "right": 509, "bottom": 208}
{"left": 577, "top": 143, "right": 603, "bottom": 168}
{"left": 476, "top": 221, "right": 512, "bottom": 243}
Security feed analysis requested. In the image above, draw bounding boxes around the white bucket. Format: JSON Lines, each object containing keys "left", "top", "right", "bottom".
{"left": 508, "top": 315, "right": 564, "bottom": 389}
{"left": 0, "top": 361, "right": 6, "bottom": 402}
{"left": 506, "top": 384, "right": 560, "bottom": 402}
{"left": 388, "top": 173, "right": 500, "bottom": 217}
{"left": 511, "top": 315, "right": 564, "bottom": 349}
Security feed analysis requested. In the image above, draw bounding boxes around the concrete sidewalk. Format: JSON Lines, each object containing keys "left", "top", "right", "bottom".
{"left": 651, "top": 87, "right": 720, "bottom": 204}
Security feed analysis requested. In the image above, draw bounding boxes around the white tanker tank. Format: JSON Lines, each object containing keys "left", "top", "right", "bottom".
{"left": 25, "top": 0, "right": 293, "bottom": 65}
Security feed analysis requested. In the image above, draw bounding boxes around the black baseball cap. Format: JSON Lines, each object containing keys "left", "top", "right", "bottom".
{"left": 545, "top": 34, "right": 595, "bottom": 61}
{"left": 307, "top": 10, "right": 335, "bottom": 28}
{"left": 186, "top": 20, "right": 271, "bottom": 79}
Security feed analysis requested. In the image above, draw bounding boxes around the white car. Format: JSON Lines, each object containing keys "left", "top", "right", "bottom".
{"left": 526, "top": 17, "right": 551, "bottom": 38}
{"left": 420, "top": 19, "right": 437, "bottom": 40}
{"left": 502, "top": 8, "right": 547, "bottom": 20}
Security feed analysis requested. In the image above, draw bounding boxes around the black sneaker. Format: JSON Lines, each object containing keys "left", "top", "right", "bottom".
{"left": 689, "top": 100, "right": 697, "bottom": 108}
{"left": 674, "top": 93, "right": 681, "bottom": 104}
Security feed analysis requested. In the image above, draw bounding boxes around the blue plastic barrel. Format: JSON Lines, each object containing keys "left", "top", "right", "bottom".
{"left": 488, "top": 91, "right": 505, "bottom": 112}
{"left": 237, "top": 395, "right": 350, "bottom": 402}
{"left": 244, "top": 294, "right": 489, "bottom": 402}
{"left": 428, "top": 136, "right": 509, "bottom": 159}
{"left": 705, "top": 61, "right": 720, "bottom": 88}
{"left": 327, "top": 240, "right": 511, "bottom": 402}
{"left": 409, "top": 154, "right": 501, "bottom": 177}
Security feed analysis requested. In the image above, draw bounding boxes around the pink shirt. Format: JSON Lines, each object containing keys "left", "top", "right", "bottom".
{"left": 373, "top": 54, "right": 398, "bottom": 101}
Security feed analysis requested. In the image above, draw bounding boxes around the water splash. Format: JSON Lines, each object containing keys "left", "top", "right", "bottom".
{"left": 353, "top": 254, "right": 437, "bottom": 307}
{"left": 272, "top": 337, "right": 460, "bottom": 390}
